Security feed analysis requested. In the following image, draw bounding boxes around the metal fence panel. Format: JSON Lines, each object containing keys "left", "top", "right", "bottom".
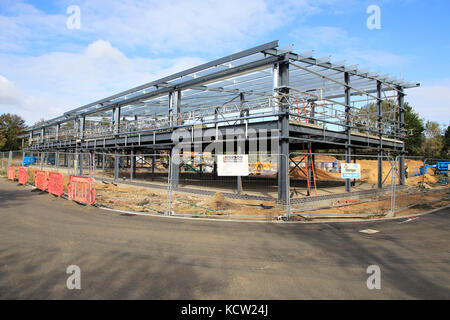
{"left": 165, "top": 152, "right": 289, "bottom": 220}
{"left": 1, "top": 148, "right": 448, "bottom": 221}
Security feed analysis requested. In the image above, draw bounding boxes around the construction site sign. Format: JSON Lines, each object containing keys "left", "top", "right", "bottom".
{"left": 217, "top": 155, "right": 249, "bottom": 176}
{"left": 341, "top": 163, "right": 361, "bottom": 179}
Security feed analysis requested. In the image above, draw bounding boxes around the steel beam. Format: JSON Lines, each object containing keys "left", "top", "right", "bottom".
{"left": 28, "top": 41, "right": 279, "bottom": 131}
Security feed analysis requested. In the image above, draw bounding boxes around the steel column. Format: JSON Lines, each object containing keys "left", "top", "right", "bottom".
{"left": 344, "top": 72, "right": 351, "bottom": 193}
{"left": 151, "top": 154, "right": 155, "bottom": 176}
{"left": 175, "top": 90, "right": 181, "bottom": 126}
{"left": 306, "top": 154, "right": 313, "bottom": 196}
{"left": 398, "top": 87, "right": 406, "bottom": 185}
{"left": 56, "top": 124, "right": 60, "bottom": 142}
{"left": 276, "top": 61, "right": 289, "bottom": 202}
{"left": 169, "top": 92, "right": 174, "bottom": 127}
{"left": 114, "top": 150, "right": 119, "bottom": 180}
{"left": 114, "top": 107, "right": 121, "bottom": 135}
{"left": 78, "top": 152, "right": 83, "bottom": 176}
{"left": 377, "top": 81, "right": 383, "bottom": 188}
{"left": 102, "top": 153, "right": 105, "bottom": 180}
{"left": 130, "top": 150, "right": 136, "bottom": 181}
{"left": 80, "top": 116, "right": 86, "bottom": 140}
{"left": 237, "top": 92, "right": 245, "bottom": 195}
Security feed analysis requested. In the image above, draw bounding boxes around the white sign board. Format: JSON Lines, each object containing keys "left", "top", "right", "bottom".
{"left": 217, "top": 155, "right": 249, "bottom": 176}
{"left": 341, "top": 163, "right": 361, "bottom": 179}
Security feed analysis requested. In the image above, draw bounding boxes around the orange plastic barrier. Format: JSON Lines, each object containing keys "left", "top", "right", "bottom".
{"left": 48, "top": 172, "right": 64, "bottom": 197}
{"left": 18, "top": 168, "right": 27, "bottom": 185}
{"left": 7, "top": 167, "right": 15, "bottom": 180}
{"left": 35, "top": 170, "right": 48, "bottom": 191}
{"left": 68, "top": 176, "right": 95, "bottom": 205}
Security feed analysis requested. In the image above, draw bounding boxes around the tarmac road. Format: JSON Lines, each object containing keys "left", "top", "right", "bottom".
{"left": 0, "top": 178, "right": 449, "bottom": 299}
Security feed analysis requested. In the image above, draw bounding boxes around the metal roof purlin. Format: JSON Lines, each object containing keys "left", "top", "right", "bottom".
{"left": 26, "top": 40, "right": 420, "bottom": 133}
{"left": 29, "top": 40, "right": 280, "bottom": 130}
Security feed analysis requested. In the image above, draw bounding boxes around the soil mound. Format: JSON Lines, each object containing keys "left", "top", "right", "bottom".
{"left": 200, "top": 192, "right": 239, "bottom": 210}
{"left": 290, "top": 166, "right": 336, "bottom": 180}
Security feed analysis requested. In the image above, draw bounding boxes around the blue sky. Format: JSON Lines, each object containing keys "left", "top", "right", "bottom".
{"left": 0, "top": 0, "right": 449, "bottom": 125}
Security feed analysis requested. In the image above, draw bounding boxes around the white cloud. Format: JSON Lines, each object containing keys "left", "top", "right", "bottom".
{"left": 348, "top": 50, "right": 409, "bottom": 67}
{"left": 0, "top": 0, "right": 338, "bottom": 125}
{"left": 0, "top": 2, "right": 73, "bottom": 54}
{"left": 0, "top": 40, "right": 205, "bottom": 124}
{"left": 0, "top": 0, "right": 422, "bottom": 126}
{"left": 0, "top": 74, "right": 65, "bottom": 123}
{"left": 0, "top": 0, "right": 325, "bottom": 55}
{"left": 0, "top": 75, "right": 22, "bottom": 105}
{"left": 406, "top": 79, "right": 450, "bottom": 124}
{"left": 290, "top": 26, "right": 358, "bottom": 50}
{"left": 289, "top": 26, "right": 411, "bottom": 69}
{"left": 72, "top": 0, "right": 323, "bottom": 53}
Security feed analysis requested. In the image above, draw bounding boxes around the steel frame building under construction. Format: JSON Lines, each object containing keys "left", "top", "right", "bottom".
{"left": 23, "top": 41, "right": 420, "bottom": 201}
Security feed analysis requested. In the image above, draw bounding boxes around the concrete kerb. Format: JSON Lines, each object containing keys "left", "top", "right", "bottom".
{"left": 94, "top": 200, "right": 450, "bottom": 225}
{"left": 1, "top": 166, "right": 448, "bottom": 225}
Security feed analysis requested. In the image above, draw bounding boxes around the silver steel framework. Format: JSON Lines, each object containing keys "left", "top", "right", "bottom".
{"left": 22, "top": 41, "right": 420, "bottom": 201}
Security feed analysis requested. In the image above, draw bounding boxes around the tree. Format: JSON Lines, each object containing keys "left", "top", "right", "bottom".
{"left": 420, "top": 121, "right": 444, "bottom": 158}
{"left": 356, "top": 100, "right": 424, "bottom": 155}
{"left": 0, "top": 113, "right": 26, "bottom": 151}
{"left": 443, "top": 125, "right": 450, "bottom": 157}
{"left": 33, "top": 118, "right": 46, "bottom": 127}
{"left": 403, "top": 102, "right": 425, "bottom": 155}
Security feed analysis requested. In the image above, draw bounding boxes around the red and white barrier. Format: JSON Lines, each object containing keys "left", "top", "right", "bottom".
{"left": 7, "top": 167, "right": 15, "bottom": 181}
{"left": 68, "top": 176, "right": 95, "bottom": 205}
{"left": 18, "top": 168, "right": 27, "bottom": 185}
{"left": 35, "top": 170, "right": 48, "bottom": 191}
{"left": 48, "top": 172, "right": 64, "bottom": 197}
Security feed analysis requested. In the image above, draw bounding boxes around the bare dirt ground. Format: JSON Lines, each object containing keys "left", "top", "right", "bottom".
{"left": 291, "top": 189, "right": 450, "bottom": 220}
{"left": 95, "top": 182, "right": 285, "bottom": 220}
{"left": 2, "top": 159, "right": 449, "bottom": 221}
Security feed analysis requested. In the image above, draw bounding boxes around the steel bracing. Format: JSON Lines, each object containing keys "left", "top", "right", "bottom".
{"left": 23, "top": 41, "right": 419, "bottom": 200}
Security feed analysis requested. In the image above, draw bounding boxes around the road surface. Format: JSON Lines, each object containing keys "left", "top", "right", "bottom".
{"left": 0, "top": 179, "right": 449, "bottom": 299}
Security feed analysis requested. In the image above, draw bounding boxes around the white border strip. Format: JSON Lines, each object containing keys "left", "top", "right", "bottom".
{"left": 96, "top": 203, "right": 450, "bottom": 225}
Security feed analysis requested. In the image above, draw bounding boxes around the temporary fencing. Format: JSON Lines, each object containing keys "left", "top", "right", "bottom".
{"left": 92, "top": 152, "right": 169, "bottom": 183}
{"left": 287, "top": 152, "right": 397, "bottom": 219}
{"left": 68, "top": 176, "right": 96, "bottom": 205}
{"left": 0, "top": 150, "right": 98, "bottom": 206}
{"left": 166, "top": 152, "right": 290, "bottom": 220}
{"left": 0, "top": 152, "right": 8, "bottom": 174}
{"left": 390, "top": 156, "right": 450, "bottom": 215}
{"left": 18, "top": 168, "right": 27, "bottom": 185}
{"left": 48, "top": 172, "right": 64, "bottom": 197}
{"left": 1, "top": 148, "right": 448, "bottom": 220}
{"left": 35, "top": 170, "right": 48, "bottom": 191}
{"left": 23, "top": 151, "right": 93, "bottom": 177}
{"left": 7, "top": 166, "right": 15, "bottom": 180}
